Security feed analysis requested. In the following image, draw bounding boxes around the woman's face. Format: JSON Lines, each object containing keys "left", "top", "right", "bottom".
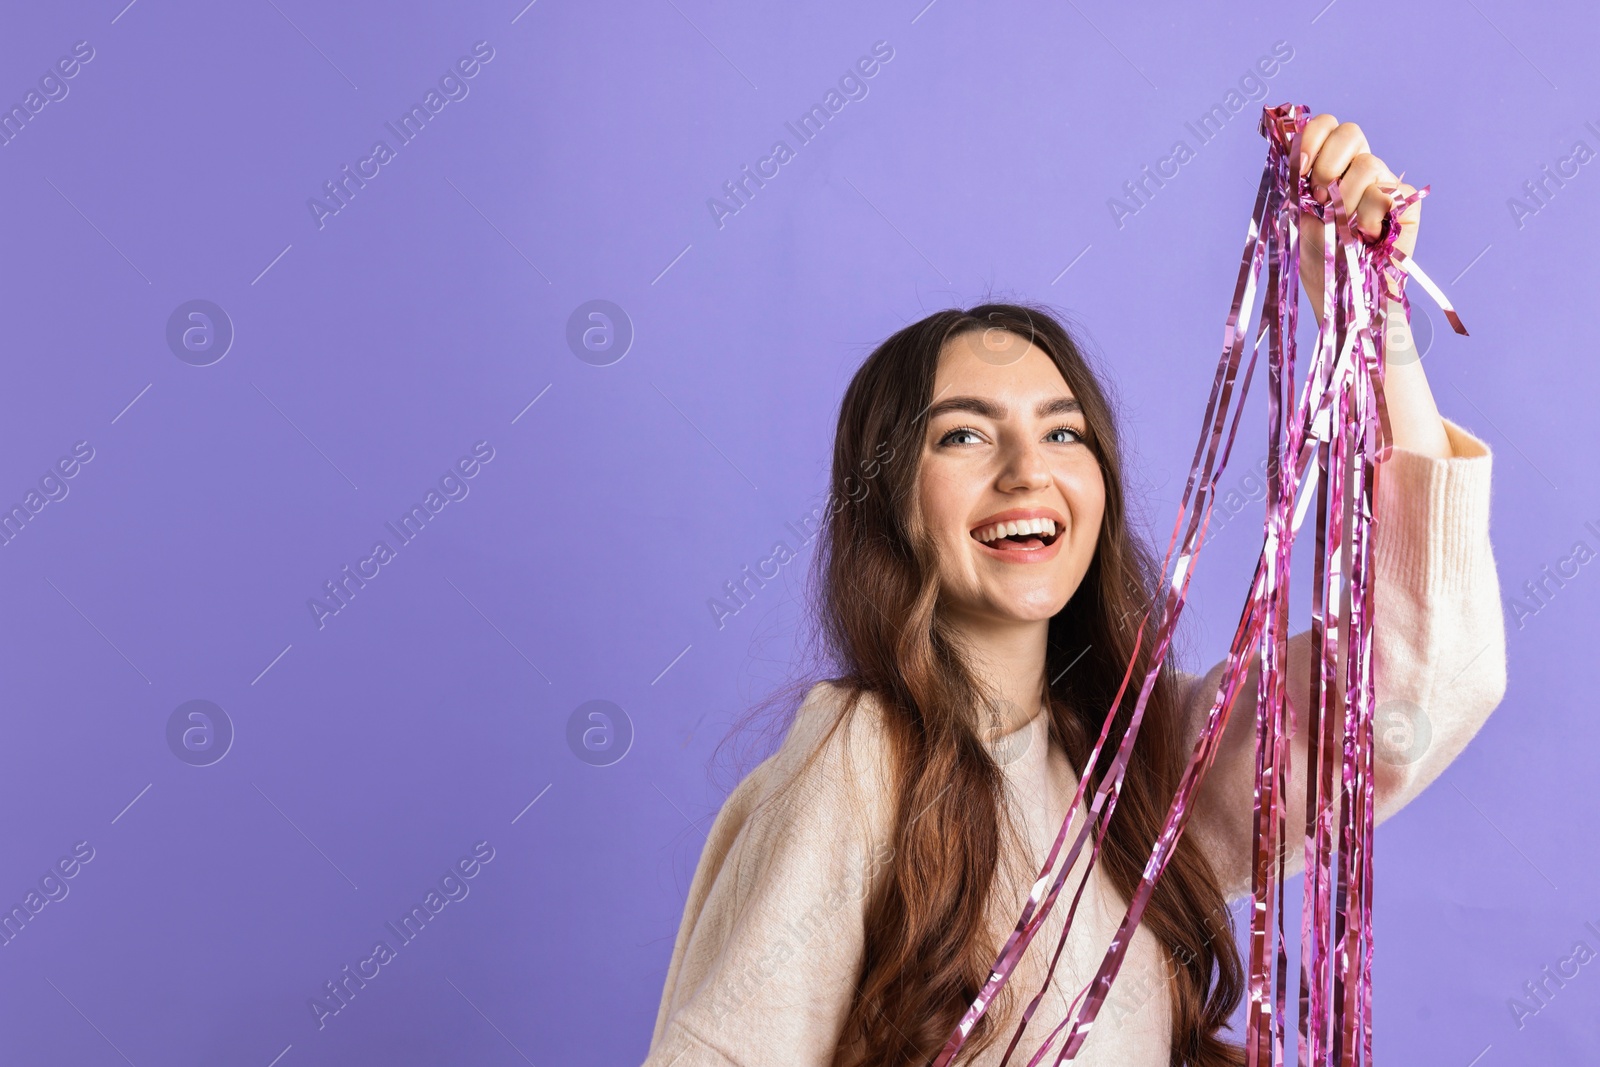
{"left": 914, "top": 329, "right": 1106, "bottom": 627}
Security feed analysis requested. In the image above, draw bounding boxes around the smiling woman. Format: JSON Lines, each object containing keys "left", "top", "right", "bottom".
{"left": 642, "top": 305, "right": 1243, "bottom": 1066}
{"left": 642, "top": 298, "right": 1506, "bottom": 1066}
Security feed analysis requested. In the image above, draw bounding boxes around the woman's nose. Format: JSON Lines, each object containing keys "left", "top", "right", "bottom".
{"left": 999, "top": 437, "right": 1051, "bottom": 490}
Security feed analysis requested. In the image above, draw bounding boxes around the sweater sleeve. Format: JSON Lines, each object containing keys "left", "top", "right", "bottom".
{"left": 642, "top": 682, "right": 897, "bottom": 1067}
{"left": 1177, "top": 416, "right": 1509, "bottom": 902}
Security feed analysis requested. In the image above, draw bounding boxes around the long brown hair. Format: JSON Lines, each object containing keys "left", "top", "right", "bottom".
{"left": 754, "top": 302, "right": 1246, "bottom": 1065}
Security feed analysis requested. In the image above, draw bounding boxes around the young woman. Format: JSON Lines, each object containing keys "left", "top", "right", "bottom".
{"left": 642, "top": 115, "right": 1508, "bottom": 1066}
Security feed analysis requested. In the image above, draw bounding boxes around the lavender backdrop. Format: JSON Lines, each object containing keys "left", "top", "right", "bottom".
{"left": 2, "top": 0, "right": 1596, "bottom": 1064}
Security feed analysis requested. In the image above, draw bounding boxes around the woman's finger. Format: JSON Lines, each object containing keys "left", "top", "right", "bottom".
{"left": 1341, "top": 153, "right": 1398, "bottom": 237}
{"left": 1296, "top": 112, "right": 1341, "bottom": 175}
{"left": 1309, "top": 121, "right": 1371, "bottom": 203}
{"left": 1359, "top": 179, "right": 1419, "bottom": 246}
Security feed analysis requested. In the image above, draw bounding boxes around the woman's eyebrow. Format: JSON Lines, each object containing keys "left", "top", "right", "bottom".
{"left": 926, "top": 395, "right": 1083, "bottom": 420}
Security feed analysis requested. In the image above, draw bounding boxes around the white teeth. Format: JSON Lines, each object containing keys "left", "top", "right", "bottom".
{"left": 974, "top": 517, "right": 1058, "bottom": 544}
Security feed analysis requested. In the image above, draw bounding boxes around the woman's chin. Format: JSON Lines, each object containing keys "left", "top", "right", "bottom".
{"left": 974, "top": 589, "right": 1075, "bottom": 625}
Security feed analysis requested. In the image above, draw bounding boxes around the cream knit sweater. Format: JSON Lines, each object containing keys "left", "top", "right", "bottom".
{"left": 644, "top": 417, "right": 1508, "bottom": 1066}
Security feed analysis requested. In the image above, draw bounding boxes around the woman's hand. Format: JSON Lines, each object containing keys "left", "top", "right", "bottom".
{"left": 1295, "top": 113, "right": 1451, "bottom": 459}
{"left": 1296, "top": 114, "right": 1419, "bottom": 323}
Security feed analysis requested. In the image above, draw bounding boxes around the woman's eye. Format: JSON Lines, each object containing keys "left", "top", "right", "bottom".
{"left": 938, "top": 426, "right": 982, "bottom": 446}
{"left": 1048, "top": 426, "right": 1085, "bottom": 444}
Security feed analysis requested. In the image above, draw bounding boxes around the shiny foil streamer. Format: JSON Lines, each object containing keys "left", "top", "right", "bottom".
{"left": 929, "top": 103, "right": 1468, "bottom": 1067}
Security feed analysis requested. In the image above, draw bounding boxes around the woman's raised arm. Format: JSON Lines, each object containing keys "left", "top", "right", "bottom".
{"left": 1177, "top": 416, "right": 1508, "bottom": 901}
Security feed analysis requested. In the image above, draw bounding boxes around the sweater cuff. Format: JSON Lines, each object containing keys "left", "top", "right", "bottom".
{"left": 1371, "top": 417, "right": 1494, "bottom": 598}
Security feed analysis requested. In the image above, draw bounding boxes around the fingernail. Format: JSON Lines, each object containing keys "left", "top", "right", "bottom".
{"left": 1298, "top": 152, "right": 1308, "bottom": 172}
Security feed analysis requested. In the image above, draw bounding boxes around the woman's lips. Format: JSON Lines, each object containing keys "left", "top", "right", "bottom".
{"left": 972, "top": 530, "right": 1064, "bottom": 564}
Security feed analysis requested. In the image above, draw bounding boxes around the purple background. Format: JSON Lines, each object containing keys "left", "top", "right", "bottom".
{"left": 2, "top": 0, "right": 1596, "bottom": 1063}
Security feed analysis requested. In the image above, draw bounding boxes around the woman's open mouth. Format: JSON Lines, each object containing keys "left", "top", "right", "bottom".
{"left": 970, "top": 517, "right": 1064, "bottom": 562}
